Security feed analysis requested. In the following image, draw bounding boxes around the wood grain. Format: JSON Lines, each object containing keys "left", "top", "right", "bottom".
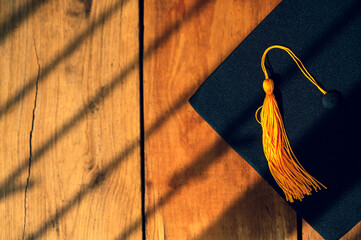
{"left": 303, "top": 220, "right": 361, "bottom": 240}
{"left": 143, "top": 0, "right": 297, "bottom": 239}
{"left": 0, "top": 0, "right": 141, "bottom": 239}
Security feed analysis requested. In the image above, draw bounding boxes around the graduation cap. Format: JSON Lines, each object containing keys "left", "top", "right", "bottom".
{"left": 189, "top": 0, "right": 361, "bottom": 239}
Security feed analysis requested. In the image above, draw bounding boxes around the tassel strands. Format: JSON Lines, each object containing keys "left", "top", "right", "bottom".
{"left": 256, "top": 45, "right": 327, "bottom": 202}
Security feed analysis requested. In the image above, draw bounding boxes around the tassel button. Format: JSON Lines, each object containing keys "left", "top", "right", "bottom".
{"left": 263, "top": 79, "right": 274, "bottom": 94}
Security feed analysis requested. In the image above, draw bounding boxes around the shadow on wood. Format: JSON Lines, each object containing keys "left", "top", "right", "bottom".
{"left": 0, "top": 0, "right": 130, "bottom": 120}
{"left": 0, "top": 0, "right": 215, "bottom": 203}
{"left": 4, "top": 0, "right": 359, "bottom": 239}
{"left": 0, "top": 0, "right": 48, "bottom": 45}
{"left": 0, "top": 0, "right": 132, "bottom": 202}
{"left": 2, "top": 0, "right": 216, "bottom": 239}
{"left": 0, "top": 178, "right": 37, "bottom": 201}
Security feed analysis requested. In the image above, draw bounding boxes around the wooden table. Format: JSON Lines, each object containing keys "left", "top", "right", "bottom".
{"left": 0, "top": 0, "right": 359, "bottom": 239}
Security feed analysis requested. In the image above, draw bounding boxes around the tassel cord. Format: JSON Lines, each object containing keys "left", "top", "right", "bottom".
{"left": 261, "top": 45, "right": 327, "bottom": 95}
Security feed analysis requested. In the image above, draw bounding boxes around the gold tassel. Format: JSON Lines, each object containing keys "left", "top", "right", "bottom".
{"left": 256, "top": 46, "right": 327, "bottom": 202}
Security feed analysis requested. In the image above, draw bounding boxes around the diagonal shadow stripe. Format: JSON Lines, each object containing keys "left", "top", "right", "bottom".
{"left": 0, "top": 178, "right": 37, "bottom": 200}
{"left": 0, "top": 0, "right": 129, "bottom": 120}
{"left": 0, "top": 0, "right": 48, "bottom": 45}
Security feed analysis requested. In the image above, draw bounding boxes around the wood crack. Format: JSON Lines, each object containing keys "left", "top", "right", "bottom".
{"left": 22, "top": 37, "right": 40, "bottom": 240}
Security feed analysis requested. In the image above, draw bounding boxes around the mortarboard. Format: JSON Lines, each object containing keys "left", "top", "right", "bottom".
{"left": 189, "top": 0, "right": 361, "bottom": 239}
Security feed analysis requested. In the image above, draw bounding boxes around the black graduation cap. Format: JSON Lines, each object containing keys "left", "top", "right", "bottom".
{"left": 189, "top": 0, "right": 361, "bottom": 239}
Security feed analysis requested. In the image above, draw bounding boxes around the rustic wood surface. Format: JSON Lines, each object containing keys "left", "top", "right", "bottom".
{"left": 1, "top": 0, "right": 360, "bottom": 239}
{"left": 0, "top": 0, "right": 141, "bottom": 239}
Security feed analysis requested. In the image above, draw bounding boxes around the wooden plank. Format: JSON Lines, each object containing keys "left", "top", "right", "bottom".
{"left": 143, "top": 0, "right": 297, "bottom": 239}
{"left": 0, "top": 0, "right": 141, "bottom": 239}
{"left": 0, "top": 1, "right": 39, "bottom": 239}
